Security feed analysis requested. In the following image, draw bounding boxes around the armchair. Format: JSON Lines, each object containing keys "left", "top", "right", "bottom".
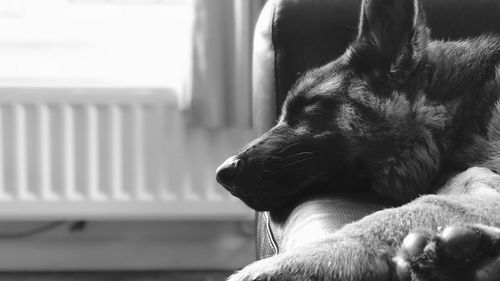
{"left": 252, "top": 0, "right": 500, "bottom": 259}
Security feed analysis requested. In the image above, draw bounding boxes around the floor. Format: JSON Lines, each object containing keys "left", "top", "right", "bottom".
{"left": 0, "top": 271, "right": 233, "bottom": 281}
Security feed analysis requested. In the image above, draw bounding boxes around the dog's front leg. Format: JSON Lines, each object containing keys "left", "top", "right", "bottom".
{"left": 228, "top": 236, "right": 392, "bottom": 281}
{"left": 230, "top": 167, "right": 500, "bottom": 281}
{"left": 229, "top": 200, "right": 441, "bottom": 281}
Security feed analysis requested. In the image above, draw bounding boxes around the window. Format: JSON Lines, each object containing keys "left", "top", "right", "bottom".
{"left": 0, "top": 0, "right": 192, "bottom": 90}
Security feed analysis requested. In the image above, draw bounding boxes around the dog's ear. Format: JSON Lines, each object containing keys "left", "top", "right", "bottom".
{"left": 350, "top": 0, "right": 429, "bottom": 83}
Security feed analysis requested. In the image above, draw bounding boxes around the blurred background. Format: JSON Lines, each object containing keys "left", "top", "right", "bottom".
{"left": 0, "top": 0, "right": 264, "bottom": 279}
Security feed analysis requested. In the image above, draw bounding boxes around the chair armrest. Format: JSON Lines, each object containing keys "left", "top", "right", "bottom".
{"left": 257, "top": 193, "right": 390, "bottom": 259}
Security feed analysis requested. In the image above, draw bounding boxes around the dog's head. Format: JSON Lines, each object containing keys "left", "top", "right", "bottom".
{"left": 217, "top": 0, "right": 450, "bottom": 211}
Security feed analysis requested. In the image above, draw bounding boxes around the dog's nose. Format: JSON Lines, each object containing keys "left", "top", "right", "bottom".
{"left": 216, "top": 156, "right": 242, "bottom": 188}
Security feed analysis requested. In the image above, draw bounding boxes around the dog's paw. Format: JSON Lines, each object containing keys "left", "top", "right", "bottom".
{"left": 394, "top": 225, "right": 500, "bottom": 281}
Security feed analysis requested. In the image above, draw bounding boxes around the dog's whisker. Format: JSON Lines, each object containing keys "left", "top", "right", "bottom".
{"left": 280, "top": 151, "right": 319, "bottom": 163}
{"left": 279, "top": 156, "right": 317, "bottom": 168}
{"left": 261, "top": 170, "right": 276, "bottom": 175}
{"left": 287, "top": 151, "right": 318, "bottom": 158}
{"left": 278, "top": 143, "right": 301, "bottom": 155}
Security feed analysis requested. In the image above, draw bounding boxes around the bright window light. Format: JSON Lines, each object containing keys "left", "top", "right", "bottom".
{"left": 0, "top": 0, "right": 192, "bottom": 89}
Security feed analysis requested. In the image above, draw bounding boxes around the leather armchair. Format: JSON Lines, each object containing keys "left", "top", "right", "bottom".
{"left": 252, "top": 0, "right": 500, "bottom": 259}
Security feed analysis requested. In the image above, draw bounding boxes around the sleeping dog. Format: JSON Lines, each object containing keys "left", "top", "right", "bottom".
{"left": 216, "top": 0, "right": 500, "bottom": 280}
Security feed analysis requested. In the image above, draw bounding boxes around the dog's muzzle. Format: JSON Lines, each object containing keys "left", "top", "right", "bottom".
{"left": 216, "top": 155, "right": 294, "bottom": 211}
{"left": 216, "top": 155, "right": 242, "bottom": 193}
{"left": 216, "top": 156, "right": 261, "bottom": 208}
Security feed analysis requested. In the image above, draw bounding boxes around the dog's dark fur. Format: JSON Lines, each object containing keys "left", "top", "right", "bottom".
{"left": 217, "top": 0, "right": 500, "bottom": 280}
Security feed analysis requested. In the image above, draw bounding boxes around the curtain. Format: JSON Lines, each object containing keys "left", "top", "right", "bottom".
{"left": 187, "top": 0, "right": 266, "bottom": 128}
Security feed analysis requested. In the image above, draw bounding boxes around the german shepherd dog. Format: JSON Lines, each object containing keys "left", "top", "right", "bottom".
{"left": 216, "top": 0, "right": 500, "bottom": 280}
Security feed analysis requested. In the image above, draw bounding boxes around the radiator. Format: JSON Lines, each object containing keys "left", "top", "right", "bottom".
{"left": 0, "top": 88, "right": 255, "bottom": 219}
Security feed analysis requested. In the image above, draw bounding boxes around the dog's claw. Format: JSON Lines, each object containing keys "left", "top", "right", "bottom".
{"left": 394, "top": 256, "right": 412, "bottom": 281}
{"left": 400, "top": 232, "right": 431, "bottom": 258}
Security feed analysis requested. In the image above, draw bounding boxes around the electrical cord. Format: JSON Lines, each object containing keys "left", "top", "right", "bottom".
{"left": 0, "top": 221, "right": 67, "bottom": 239}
